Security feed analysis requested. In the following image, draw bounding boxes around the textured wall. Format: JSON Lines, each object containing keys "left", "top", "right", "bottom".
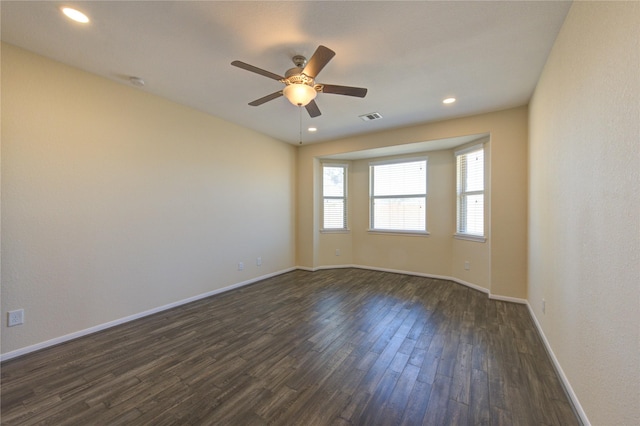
{"left": 528, "top": 2, "right": 640, "bottom": 424}
{"left": 1, "top": 44, "right": 296, "bottom": 355}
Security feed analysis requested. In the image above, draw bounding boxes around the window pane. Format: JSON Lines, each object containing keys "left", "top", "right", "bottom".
{"left": 457, "top": 147, "right": 484, "bottom": 236}
{"left": 460, "top": 194, "right": 484, "bottom": 235}
{"left": 373, "top": 161, "right": 426, "bottom": 196}
{"left": 373, "top": 198, "right": 425, "bottom": 231}
{"left": 465, "top": 150, "right": 484, "bottom": 192}
{"left": 323, "top": 164, "right": 347, "bottom": 230}
{"left": 323, "top": 199, "right": 345, "bottom": 229}
{"left": 323, "top": 166, "right": 344, "bottom": 197}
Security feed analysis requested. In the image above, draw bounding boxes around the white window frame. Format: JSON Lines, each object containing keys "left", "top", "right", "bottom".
{"left": 369, "top": 157, "right": 428, "bottom": 235}
{"left": 321, "top": 163, "right": 349, "bottom": 232}
{"left": 455, "top": 144, "right": 486, "bottom": 242}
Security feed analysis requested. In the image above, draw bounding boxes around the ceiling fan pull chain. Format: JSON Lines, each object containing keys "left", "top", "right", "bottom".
{"left": 299, "top": 106, "right": 303, "bottom": 145}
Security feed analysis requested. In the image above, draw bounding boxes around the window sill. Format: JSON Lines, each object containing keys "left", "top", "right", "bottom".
{"left": 320, "top": 229, "right": 351, "bottom": 234}
{"left": 454, "top": 233, "right": 486, "bottom": 243}
{"left": 367, "top": 229, "right": 430, "bottom": 237}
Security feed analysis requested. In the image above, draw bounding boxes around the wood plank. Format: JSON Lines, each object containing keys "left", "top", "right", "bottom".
{"left": 399, "top": 379, "right": 432, "bottom": 426}
{"left": 469, "top": 368, "right": 490, "bottom": 426}
{"left": 421, "top": 373, "right": 452, "bottom": 425}
{"left": 379, "top": 363, "right": 421, "bottom": 425}
{"left": 450, "top": 342, "right": 473, "bottom": 404}
{"left": 359, "top": 369, "right": 401, "bottom": 425}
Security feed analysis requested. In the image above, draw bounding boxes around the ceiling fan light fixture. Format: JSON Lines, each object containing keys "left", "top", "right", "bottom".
{"left": 283, "top": 83, "right": 317, "bottom": 107}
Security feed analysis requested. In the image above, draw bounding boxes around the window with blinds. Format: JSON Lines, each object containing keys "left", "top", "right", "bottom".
{"left": 322, "top": 164, "right": 347, "bottom": 230}
{"left": 456, "top": 145, "right": 484, "bottom": 238}
{"left": 370, "top": 158, "right": 427, "bottom": 232}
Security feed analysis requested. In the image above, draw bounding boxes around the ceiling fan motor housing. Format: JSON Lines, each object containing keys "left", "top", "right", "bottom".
{"left": 292, "top": 55, "right": 307, "bottom": 68}
{"left": 284, "top": 71, "right": 315, "bottom": 87}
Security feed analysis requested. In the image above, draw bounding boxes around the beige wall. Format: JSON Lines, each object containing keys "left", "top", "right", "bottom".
{"left": 297, "top": 106, "right": 528, "bottom": 299}
{"left": 528, "top": 2, "right": 640, "bottom": 425}
{"left": 1, "top": 44, "right": 297, "bottom": 355}
{"left": 356, "top": 152, "right": 453, "bottom": 274}
{"left": 348, "top": 150, "right": 456, "bottom": 277}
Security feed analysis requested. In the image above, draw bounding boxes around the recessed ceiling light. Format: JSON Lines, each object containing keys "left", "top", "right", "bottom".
{"left": 308, "top": 127, "right": 317, "bottom": 132}
{"left": 443, "top": 97, "right": 456, "bottom": 104}
{"left": 62, "top": 7, "right": 90, "bottom": 23}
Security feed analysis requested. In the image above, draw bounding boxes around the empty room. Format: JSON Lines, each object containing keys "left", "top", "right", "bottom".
{"left": 1, "top": 1, "right": 638, "bottom": 425}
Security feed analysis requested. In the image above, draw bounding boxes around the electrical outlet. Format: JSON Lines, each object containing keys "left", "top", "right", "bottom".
{"left": 8, "top": 309, "right": 24, "bottom": 327}
{"left": 256, "top": 257, "right": 262, "bottom": 266}
{"left": 464, "top": 261, "right": 470, "bottom": 271}
{"left": 542, "top": 299, "right": 546, "bottom": 314}
{"left": 335, "top": 249, "right": 341, "bottom": 256}
{"left": 238, "top": 262, "right": 244, "bottom": 271}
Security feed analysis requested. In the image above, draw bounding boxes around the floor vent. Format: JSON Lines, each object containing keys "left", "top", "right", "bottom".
{"left": 359, "top": 112, "right": 383, "bottom": 121}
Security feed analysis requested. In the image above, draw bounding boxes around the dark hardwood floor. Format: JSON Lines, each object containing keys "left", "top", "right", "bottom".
{"left": 1, "top": 268, "right": 578, "bottom": 425}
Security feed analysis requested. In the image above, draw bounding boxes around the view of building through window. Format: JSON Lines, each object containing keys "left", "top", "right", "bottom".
{"left": 370, "top": 159, "right": 427, "bottom": 232}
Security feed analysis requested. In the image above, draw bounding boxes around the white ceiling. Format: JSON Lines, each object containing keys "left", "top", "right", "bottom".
{"left": 0, "top": 1, "right": 571, "bottom": 145}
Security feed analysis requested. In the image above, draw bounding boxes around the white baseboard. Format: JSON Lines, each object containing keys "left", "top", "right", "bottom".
{"left": 0, "top": 267, "right": 297, "bottom": 362}
{"left": 297, "top": 264, "right": 354, "bottom": 272}
{"left": 303, "top": 263, "right": 530, "bottom": 302}
{"left": 526, "top": 303, "right": 590, "bottom": 425}
{"left": 488, "top": 293, "right": 528, "bottom": 304}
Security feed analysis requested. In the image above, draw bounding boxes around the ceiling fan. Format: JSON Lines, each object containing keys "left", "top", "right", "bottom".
{"left": 231, "top": 45, "right": 367, "bottom": 118}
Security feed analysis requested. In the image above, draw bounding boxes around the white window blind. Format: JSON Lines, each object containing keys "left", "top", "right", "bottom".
{"left": 456, "top": 145, "right": 484, "bottom": 237}
{"left": 370, "top": 158, "right": 427, "bottom": 232}
{"left": 322, "top": 164, "right": 347, "bottom": 230}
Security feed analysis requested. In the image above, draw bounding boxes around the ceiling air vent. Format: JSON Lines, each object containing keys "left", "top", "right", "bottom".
{"left": 359, "top": 112, "right": 383, "bottom": 122}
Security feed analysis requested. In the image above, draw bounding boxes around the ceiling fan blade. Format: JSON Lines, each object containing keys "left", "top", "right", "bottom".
{"left": 305, "top": 100, "right": 321, "bottom": 118}
{"left": 321, "top": 84, "right": 368, "bottom": 98}
{"left": 302, "top": 45, "right": 335, "bottom": 78}
{"left": 231, "top": 60, "right": 285, "bottom": 81}
{"left": 248, "top": 91, "right": 283, "bottom": 106}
